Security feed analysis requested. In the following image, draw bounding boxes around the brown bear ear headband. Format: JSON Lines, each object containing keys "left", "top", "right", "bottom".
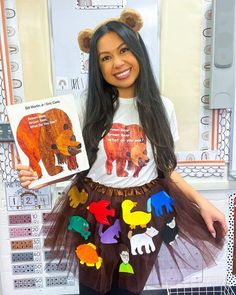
{"left": 78, "top": 8, "right": 144, "bottom": 54}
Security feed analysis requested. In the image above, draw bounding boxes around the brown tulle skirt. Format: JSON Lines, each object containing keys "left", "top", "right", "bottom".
{"left": 44, "top": 177, "right": 224, "bottom": 294}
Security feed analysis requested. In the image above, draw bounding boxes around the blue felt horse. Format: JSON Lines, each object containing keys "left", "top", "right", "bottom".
{"left": 147, "top": 191, "right": 175, "bottom": 217}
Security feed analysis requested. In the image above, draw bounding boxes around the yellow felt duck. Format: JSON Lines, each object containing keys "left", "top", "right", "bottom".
{"left": 68, "top": 185, "right": 88, "bottom": 208}
{"left": 121, "top": 200, "right": 151, "bottom": 229}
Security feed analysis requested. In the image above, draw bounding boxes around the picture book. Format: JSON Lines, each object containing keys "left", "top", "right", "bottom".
{"left": 7, "top": 94, "right": 89, "bottom": 189}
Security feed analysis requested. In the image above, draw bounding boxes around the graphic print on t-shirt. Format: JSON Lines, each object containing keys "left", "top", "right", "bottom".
{"left": 103, "top": 123, "right": 149, "bottom": 177}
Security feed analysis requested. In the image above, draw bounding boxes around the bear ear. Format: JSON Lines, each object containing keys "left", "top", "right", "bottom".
{"left": 119, "top": 8, "right": 143, "bottom": 33}
{"left": 51, "top": 144, "right": 57, "bottom": 150}
{"left": 78, "top": 29, "right": 93, "bottom": 53}
{"left": 63, "top": 124, "right": 69, "bottom": 130}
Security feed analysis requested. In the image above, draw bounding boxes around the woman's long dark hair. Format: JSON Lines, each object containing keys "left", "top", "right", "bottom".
{"left": 81, "top": 21, "right": 177, "bottom": 178}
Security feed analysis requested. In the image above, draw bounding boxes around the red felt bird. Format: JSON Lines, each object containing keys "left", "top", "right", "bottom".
{"left": 87, "top": 200, "right": 115, "bottom": 225}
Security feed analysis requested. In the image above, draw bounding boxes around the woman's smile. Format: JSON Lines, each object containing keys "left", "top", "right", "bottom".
{"left": 114, "top": 68, "right": 131, "bottom": 80}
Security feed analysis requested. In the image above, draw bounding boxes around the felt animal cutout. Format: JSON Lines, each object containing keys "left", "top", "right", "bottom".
{"left": 128, "top": 226, "right": 159, "bottom": 255}
{"left": 16, "top": 109, "right": 81, "bottom": 178}
{"left": 68, "top": 185, "right": 88, "bottom": 208}
{"left": 122, "top": 199, "right": 151, "bottom": 229}
{"left": 147, "top": 191, "right": 175, "bottom": 217}
{"left": 75, "top": 243, "right": 102, "bottom": 269}
{"left": 78, "top": 8, "right": 143, "bottom": 53}
{"left": 119, "top": 249, "right": 134, "bottom": 274}
{"left": 103, "top": 123, "right": 149, "bottom": 177}
{"left": 161, "top": 216, "right": 178, "bottom": 245}
{"left": 87, "top": 200, "right": 115, "bottom": 225}
{"left": 98, "top": 219, "right": 121, "bottom": 244}
{"left": 68, "top": 215, "right": 91, "bottom": 240}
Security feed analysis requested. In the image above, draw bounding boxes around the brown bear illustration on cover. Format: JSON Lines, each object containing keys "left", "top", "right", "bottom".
{"left": 16, "top": 108, "right": 81, "bottom": 177}
{"left": 7, "top": 94, "right": 89, "bottom": 188}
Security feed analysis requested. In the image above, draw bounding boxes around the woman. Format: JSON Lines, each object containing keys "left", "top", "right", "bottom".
{"left": 18, "top": 18, "right": 227, "bottom": 295}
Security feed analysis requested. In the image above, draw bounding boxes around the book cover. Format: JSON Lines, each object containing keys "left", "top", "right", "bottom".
{"left": 7, "top": 94, "right": 89, "bottom": 189}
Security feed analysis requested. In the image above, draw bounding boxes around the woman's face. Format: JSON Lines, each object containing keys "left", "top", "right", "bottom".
{"left": 97, "top": 31, "right": 140, "bottom": 98}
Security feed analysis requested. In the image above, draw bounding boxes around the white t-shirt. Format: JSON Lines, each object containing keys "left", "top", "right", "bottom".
{"left": 77, "top": 96, "right": 179, "bottom": 188}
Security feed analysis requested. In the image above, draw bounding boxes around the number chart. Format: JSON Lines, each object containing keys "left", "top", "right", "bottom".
{"left": 6, "top": 182, "right": 51, "bottom": 211}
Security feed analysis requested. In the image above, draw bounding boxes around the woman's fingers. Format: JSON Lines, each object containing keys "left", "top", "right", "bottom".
{"left": 17, "top": 164, "right": 33, "bottom": 173}
{"left": 16, "top": 164, "right": 38, "bottom": 188}
{"left": 20, "top": 180, "right": 32, "bottom": 189}
{"left": 219, "top": 217, "right": 228, "bottom": 238}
